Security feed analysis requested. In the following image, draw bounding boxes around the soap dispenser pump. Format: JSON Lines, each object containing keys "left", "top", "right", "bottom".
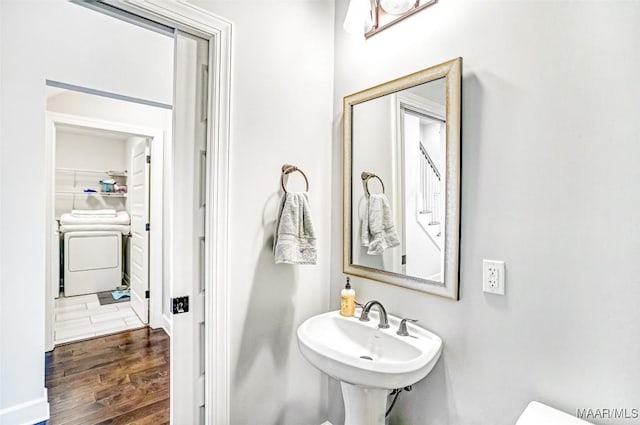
{"left": 340, "top": 277, "right": 356, "bottom": 317}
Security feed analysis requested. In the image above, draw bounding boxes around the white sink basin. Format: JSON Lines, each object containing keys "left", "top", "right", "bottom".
{"left": 297, "top": 309, "right": 442, "bottom": 390}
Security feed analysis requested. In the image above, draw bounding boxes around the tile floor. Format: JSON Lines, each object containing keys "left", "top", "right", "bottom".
{"left": 54, "top": 293, "right": 144, "bottom": 344}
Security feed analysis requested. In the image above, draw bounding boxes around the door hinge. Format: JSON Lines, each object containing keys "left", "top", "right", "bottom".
{"left": 146, "top": 155, "right": 151, "bottom": 164}
{"left": 145, "top": 290, "right": 150, "bottom": 299}
{"left": 402, "top": 254, "right": 407, "bottom": 265}
{"left": 145, "top": 223, "right": 150, "bottom": 231}
{"left": 170, "top": 296, "right": 189, "bottom": 314}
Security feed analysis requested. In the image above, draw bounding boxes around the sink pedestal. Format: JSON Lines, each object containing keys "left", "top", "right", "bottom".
{"left": 341, "top": 382, "right": 390, "bottom": 425}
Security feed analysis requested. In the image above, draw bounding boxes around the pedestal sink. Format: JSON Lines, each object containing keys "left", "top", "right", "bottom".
{"left": 297, "top": 309, "right": 442, "bottom": 425}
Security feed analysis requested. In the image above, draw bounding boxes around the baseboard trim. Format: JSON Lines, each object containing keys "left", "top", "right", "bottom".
{"left": 0, "top": 388, "right": 49, "bottom": 425}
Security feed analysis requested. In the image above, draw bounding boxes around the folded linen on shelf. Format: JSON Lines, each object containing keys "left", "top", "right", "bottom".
{"left": 71, "top": 209, "right": 117, "bottom": 217}
{"left": 59, "top": 224, "right": 131, "bottom": 235}
{"left": 60, "top": 211, "right": 130, "bottom": 225}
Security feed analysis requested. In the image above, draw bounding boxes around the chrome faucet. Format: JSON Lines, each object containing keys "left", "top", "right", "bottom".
{"left": 358, "top": 300, "right": 390, "bottom": 329}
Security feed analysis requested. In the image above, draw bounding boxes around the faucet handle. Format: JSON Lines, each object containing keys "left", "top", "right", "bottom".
{"left": 397, "top": 318, "right": 418, "bottom": 336}
{"left": 358, "top": 301, "right": 370, "bottom": 321}
{"left": 355, "top": 300, "right": 369, "bottom": 321}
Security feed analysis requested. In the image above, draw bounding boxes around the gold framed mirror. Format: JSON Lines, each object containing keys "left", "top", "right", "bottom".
{"left": 343, "top": 58, "right": 462, "bottom": 299}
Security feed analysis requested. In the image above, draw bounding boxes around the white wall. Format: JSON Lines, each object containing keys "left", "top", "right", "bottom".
{"left": 47, "top": 91, "right": 173, "bottom": 133}
{"left": 54, "top": 129, "right": 128, "bottom": 216}
{"left": 332, "top": 1, "right": 640, "bottom": 424}
{"left": 56, "top": 131, "right": 127, "bottom": 171}
{"left": 189, "top": 1, "right": 334, "bottom": 424}
{"left": 351, "top": 97, "right": 398, "bottom": 271}
{"left": 0, "top": 1, "right": 172, "bottom": 422}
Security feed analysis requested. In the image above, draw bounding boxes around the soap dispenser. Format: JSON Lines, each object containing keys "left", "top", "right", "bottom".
{"left": 340, "top": 277, "right": 355, "bottom": 317}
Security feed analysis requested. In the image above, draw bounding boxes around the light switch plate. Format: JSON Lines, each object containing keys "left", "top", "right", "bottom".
{"left": 483, "top": 259, "right": 505, "bottom": 295}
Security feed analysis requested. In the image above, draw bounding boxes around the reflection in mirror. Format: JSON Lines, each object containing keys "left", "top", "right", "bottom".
{"left": 343, "top": 58, "right": 461, "bottom": 299}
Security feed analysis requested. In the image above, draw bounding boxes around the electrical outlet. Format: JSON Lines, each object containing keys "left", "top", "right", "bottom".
{"left": 483, "top": 260, "right": 505, "bottom": 295}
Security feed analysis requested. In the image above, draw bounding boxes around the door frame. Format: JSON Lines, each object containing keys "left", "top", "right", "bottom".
{"left": 392, "top": 91, "right": 446, "bottom": 278}
{"left": 108, "top": 1, "right": 232, "bottom": 423}
{"left": 45, "top": 112, "right": 166, "bottom": 346}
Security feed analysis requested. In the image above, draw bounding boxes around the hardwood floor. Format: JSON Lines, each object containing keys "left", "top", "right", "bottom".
{"left": 45, "top": 327, "right": 169, "bottom": 425}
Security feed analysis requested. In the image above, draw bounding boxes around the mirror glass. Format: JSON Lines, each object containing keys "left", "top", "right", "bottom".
{"left": 343, "top": 58, "right": 461, "bottom": 299}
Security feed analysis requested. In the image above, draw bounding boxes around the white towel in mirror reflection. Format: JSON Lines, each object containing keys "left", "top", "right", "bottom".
{"left": 361, "top": 193, "right": 400, "bottom": 255}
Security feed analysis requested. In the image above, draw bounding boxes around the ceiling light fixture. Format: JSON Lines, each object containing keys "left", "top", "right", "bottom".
{"left": 343, "top": 0, "right": 374, "bottom": 35}
{"left": 379, "top": 0, "right": 414, "bottom": 15}
{"left": 344, "top": 0, "right": 438, "bottom": 38}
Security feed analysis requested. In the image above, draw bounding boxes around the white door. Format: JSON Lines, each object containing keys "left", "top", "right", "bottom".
{"left": 171, "top": 30, "right": 208, "bottom": 424}
{"left": 129, "top": 137, "right": 150, "bottom": 324}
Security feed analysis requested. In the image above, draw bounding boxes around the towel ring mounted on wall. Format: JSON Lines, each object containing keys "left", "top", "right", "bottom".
{"left": 361, "top": 171, "right": 385, "bottom": 197}
{"left": 281, "top": 164, "right": 309, "bottom": 193}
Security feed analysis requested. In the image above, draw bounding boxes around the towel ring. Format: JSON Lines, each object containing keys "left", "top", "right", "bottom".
{"left": 281, "top": 164, "right": 309, "bottom": 193}
{"left": 361, "top": 171, "right": 385, "bottom": 197}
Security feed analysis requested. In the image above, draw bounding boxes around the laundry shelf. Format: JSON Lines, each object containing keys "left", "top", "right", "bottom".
{"left": 56, "top": 191, "right": 127, "bottom": 198}
{"left": 55, "top": 167, "right": 127, "bottom": 199}
{"left": 56, "top": 167, "right": 127, "bottom": 177}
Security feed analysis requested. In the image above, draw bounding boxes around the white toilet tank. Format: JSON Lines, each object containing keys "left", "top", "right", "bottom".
{"left": 516, "top": 402, "right": 593, "bottom": 425}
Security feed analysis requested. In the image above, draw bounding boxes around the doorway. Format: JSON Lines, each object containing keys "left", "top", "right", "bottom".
{"left": 45, "top": 87, "right": 169, "bottom": 345}
{"left": 39, "top": 2, "right": 232, "bottom": 424}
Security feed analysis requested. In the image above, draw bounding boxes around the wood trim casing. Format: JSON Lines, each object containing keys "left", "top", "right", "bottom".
{"left": 108, "top": 1, "right": 233, "bottom": 423}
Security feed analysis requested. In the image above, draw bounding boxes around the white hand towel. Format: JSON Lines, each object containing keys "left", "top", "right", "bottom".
{"left": 361, "top": 193, "right": 400, "bottom": 255}
{"left": 273, "top": 192, "right": 317, "bottom": 265}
